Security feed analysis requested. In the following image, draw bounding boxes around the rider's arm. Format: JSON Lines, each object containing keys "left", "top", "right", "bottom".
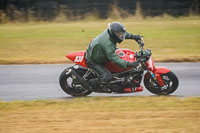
{"left": 125, "top": 32, "right": 133, "bottom": 39}
{"left": 125, "top": 32, "right": 141, "bottom": 41}
{"left": 102, "top": 43, "right": 128, "bottom": 69}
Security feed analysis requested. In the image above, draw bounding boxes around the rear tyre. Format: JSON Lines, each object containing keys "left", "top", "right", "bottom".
{"left": 144, "top": 71, "right": 179, "bottom": 95}
{"left": 59, "top": 67, "right": 92, "bottom": 97}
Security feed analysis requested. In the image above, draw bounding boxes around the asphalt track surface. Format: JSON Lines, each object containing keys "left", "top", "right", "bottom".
{"left": 0, "top": 63, "right": 199, "bottom": 101}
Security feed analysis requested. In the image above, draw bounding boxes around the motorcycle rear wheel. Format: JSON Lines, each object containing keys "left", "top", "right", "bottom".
{"left": 144, "top": 71, "right": 179, "bottom": 95}
{"left": 59, "top": 67, "right": 92, "bottom": 97}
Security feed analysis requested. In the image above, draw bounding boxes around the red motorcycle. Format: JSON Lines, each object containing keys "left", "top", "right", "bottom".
{"left": 59, "top": 38, "right": 179, "bottom": 97}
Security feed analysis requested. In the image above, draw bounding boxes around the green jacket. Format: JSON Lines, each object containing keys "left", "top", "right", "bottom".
{"left": 85, "top": 29, "right": 133, "bottom": 69}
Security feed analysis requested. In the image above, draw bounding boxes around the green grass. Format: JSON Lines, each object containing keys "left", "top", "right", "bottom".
{"left": 0, "top": 96, "right": 200, "bottom": 133}
{"left": 0, "top": 18, "right": 200, "bottom": 64}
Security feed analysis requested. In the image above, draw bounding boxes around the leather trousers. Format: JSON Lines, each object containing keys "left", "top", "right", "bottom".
{"left": 85, "top": 59, "right": 113, "bottom": 87}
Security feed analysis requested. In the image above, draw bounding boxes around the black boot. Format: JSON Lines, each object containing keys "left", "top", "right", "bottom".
{"left": 88, "top": 78, "right": 111, "bottom": 92}
{"left": 88, "top": 78, "right": 99, "bottom": 88}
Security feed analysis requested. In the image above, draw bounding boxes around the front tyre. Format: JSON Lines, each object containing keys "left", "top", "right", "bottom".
{"left": 144, "top": 71, "right": 179, "bottom": 95}
{"left": 59, "top": 67, "right": 92, "bottom": 97}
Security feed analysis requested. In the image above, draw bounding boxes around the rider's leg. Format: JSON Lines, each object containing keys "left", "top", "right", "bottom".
{"left": 86, "top": 62, "right": 112, "bottom": 87}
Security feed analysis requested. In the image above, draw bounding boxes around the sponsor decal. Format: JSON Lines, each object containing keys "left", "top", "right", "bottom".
{"left": 74, "top": 56, "right": 84, "bottom": 62}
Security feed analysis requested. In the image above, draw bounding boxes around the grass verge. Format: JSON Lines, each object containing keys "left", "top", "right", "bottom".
{"left": 0, "top": 96, "right": 200, "bottom": 133}
{"left": 0, "top": 18, "right": 200, "bottom": 64}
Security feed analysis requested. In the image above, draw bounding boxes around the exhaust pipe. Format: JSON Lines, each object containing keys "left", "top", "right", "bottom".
{"left": 67, "top": 69, "right": 93, "bottom": 91}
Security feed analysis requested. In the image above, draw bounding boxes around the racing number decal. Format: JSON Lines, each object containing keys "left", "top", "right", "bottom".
{"left": 74, "top": 56, "right": 84, "bottom": 62}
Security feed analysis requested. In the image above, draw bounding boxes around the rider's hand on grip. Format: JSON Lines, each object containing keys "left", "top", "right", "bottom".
{"left": 127, "top": 61, "right": 138, "bottom": 68}
{"left": 131, "top": 34, "right": 144, "bottom": 47}
{"left": 137, "top": 40, "right": 144, "bottom": 47}
{"left": 131, "top": 34, "right": 142, "bottom": 41}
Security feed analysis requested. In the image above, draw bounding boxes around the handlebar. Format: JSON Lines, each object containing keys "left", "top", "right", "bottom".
{"left": 136, "top": 36, "right": 144, "bottom": 51}
{"left": 135, "top": 36, "right": 152, "bottom": 63}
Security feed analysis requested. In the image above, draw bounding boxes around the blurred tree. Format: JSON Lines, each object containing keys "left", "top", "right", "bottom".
{"left": 0, "top": 0, "right": 199, "bottom": 22}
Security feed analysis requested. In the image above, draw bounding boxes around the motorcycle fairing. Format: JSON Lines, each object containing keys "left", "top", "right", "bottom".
{"left": 66, "top": 51, "right": 88, "bottom": 68}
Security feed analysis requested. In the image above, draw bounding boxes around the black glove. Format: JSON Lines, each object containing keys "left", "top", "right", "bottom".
{"left": 131, "top": 34, "right": 142, "bottom": 41}
{"left": 131, "top": 34, "right": 144, "bottom": 47}
{"left": 127, "top": 61, "right": 138, "bottom": 68}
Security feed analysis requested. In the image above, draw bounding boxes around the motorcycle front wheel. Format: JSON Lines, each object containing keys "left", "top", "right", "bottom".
{"left": 144, "top": 71, "right": 179, "bottom": 95}
{"left": 59, "top": 67, "right": 92, "bottom": 97}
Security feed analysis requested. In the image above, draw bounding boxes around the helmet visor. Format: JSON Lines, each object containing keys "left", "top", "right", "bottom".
{"left": 115, "top": 31, "right": 125, "bottom": 41}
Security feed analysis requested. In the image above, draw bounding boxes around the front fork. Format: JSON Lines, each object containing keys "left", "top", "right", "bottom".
{"left": 146, "top": 70, "right": 164, "bottom": 87}
{"left": 141, "top": 61, "right": 165, "bottom": 87}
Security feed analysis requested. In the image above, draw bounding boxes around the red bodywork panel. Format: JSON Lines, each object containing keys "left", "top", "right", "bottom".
{"left": 66, "top": 49, "right": 136, "bottom": 73}
{"left": 66, "top": 51, "right": 88, "bottom": 68}
{"left": 105, "top": 49, "right": 136, "bottom": 72}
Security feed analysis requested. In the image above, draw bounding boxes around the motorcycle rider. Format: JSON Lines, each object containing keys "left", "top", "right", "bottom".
{"left": 85, "top": 22, "right": 142, "bottom": 90}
